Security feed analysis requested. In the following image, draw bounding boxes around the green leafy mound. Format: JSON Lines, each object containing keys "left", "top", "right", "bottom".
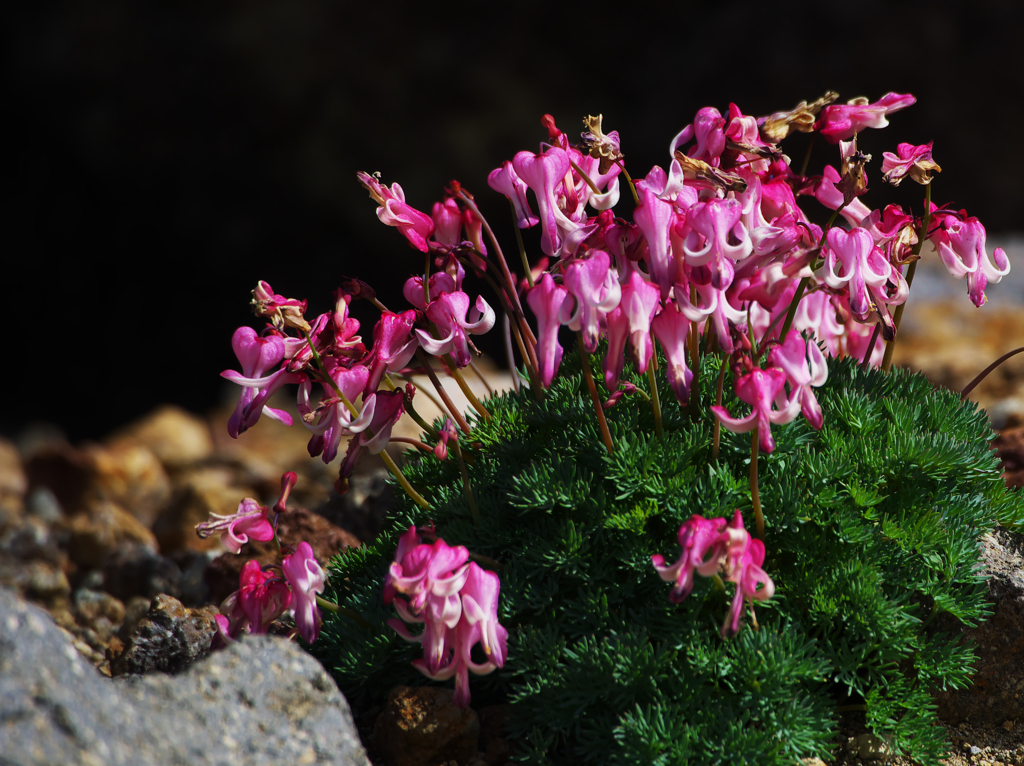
{"left": 313, "top": 349, "right": 1024, "bottom": 765}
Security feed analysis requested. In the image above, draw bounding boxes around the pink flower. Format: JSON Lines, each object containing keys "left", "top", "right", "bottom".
{"left": 298, "top": 363, "right": 371, "bottom": 464}
{"left": 282, "top": 541, "right": 326, "bottom": 644}
{"left": 221, "top": 327, "right": 303, "bottom": 438}
{"left": 336, "top": 389, "right": 406, "bottom": 484}
{"left": 823, "top": 227, "right": 902, "bottom": 321}
{"left": 526, "top": 274, "right": 570, "bottom": 387}
{"left": 650, "top": 300, "right": 694, "bottom": 405}
{"left": 710, "top": 368, "right": 801, "bottom": 453}
{"left": 929, "top": 211, "right": 1011, "bottom": 308}
{"left": 680, "top": 198, "right": 751, "bottom": 290}
{"left": 416, "top": 291, "right": 496, "bottom": 368}
{"left": 768, "top": 330, "right": 828, "bottom": 430}
{"left": 357, "top": 171, "right": 435, "bottom": 252}
{"left": 487, "top": 161, "right": 538, "bottom": 229}
{"left": 194, "top": 497, "right": 275, "bottom": 554}
{"left": 434, "top": 418, "right": 458, "bottom": 461}
{"left": 602, "top": 271, "right": 660, "bottom": 392}
{"left": 251, "top": 280, "right": 310, "bottom": 332}
{"left": 720, "top": 511, "right": 775, "bottom": 639}
{"left": 652, "top": 515, "right": 728, "bottom": 603}
{"left": 815, "top": 93, "right": 916, "bottom": 143}
{"left": 561, "top": 251, "right": 621, "bottom": 353}
{"left": 384, "top": 528, "right": 471, "bottom": 614}
{"left": 881, "top": 141, "right": 941, "bottom": 186}
{"left": 512, "top": 147, "right": 574, "bottom": 257}
{"left": 214, "top": 560, "right": 292, "bottom": 645}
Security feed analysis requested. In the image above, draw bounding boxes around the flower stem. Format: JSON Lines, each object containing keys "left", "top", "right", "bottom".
{"left": 384, "top": 373, "right": 438, "bottom": 436}
{"left": 415, "top": 349, "right": 472, "bottom": 434}
{"left": 961, "top": 346, "right": 1024, "bottom": 400}
{"left": 615, "top": 160, "right": 640, "bottom": 205}
{"left": 577, "top": 332, "right": 614, "bottom": 454}
{"left": 380, "top": 449, "right": 431, "bottom": 510}
{"left": 316, "top": 595, "right": 375, "bottom": 631}
{"left": 452, "top": 438, "right": 479, "bottom": 525}
{"left": 442, "top": 354, "right": 492, "bottom": 421}
{"left": 861, "top": 323, "right": 882, "bottom": 368}
{"left": 711, "top": 358, "right": 727, "bottom": 461}
{"left": 468, "top": 359, "right": 495, "bottom": 397}
{"left": 510, "top": 200, "right": 534, "bottom": 289}
{"left": 881, "top": 183, "right": 932, "bottom": 372}
{"left": 646, "top": 363, "right": 663, "bottom": 440}
{"left": 750, "top": 430, "right": 764, "bottom": 540}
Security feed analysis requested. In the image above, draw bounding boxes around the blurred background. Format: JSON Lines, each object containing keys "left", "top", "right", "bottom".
{"left": 6, "top": 0, "right": 1024, "bottom": 442}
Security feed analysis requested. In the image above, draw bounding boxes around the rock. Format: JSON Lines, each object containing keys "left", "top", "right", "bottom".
{"left": 68, "top": 498, "right": 158, "bottom": 568}
{"left": 933, "top": 526, "right": 1024, "bottom": 725}
{"left": 853, "top": 732, "right": 891, "bottom": 761}
{"left": 117, "top": 596, "right": 152, "bottom": 642}
{"left": 0, "top": 585, "right": 370, "bottom": 765}
{"left": 203, "top": 503, "right": 360, "bottom": 605}
{"left": 112, "top": 593, "right": 219, "bottom": 676}
{"left": 73, "top": 588, "right": 126, "bottom": 643}
{"left": 371, "top": 685, "right": 480, "bottom": 766}
{"left": 108, "top": 404, "right": 214, "bottom": 468}
{"left": 0, "top": 558, "right": 71, "bottom": 605}
{"left": 84, "top": 440, "right": 171, "bottom": 527}
{"left": 0, "top": 437, "right": 27, "bottom": 530}
{"left": 152, "top": 470, "right": 253, "bottom": 554}
{"left": 102, "top": 544, "right": 182, "bottom": 601}
{"left": 25, "top": 440, "right": 93, "bottom": 514}
{"left": 995, "top": 425, "right": 1024, "bottom": 489}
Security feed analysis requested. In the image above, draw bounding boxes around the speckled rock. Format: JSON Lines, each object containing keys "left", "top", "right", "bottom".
{"left": 0, "top": 585, "right": 370, "bottom": 765}
{"left": 67, "top": 497, "right": 158, "bottom": 568}
{"left": 371, "top": 685, "right": 480, "bottom": 766}
{"left": 111, "top": 593, "right": 218, "bottom": 676}
{"left": 933, "top": 527, "right": 1024, "bottom": 725}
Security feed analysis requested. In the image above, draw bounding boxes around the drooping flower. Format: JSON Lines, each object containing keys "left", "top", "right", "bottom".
{"left": 526, "top": 274, "right": 570, "bottom": 387}
{"left": 768, "top": 330, "right": 828, "bottom": 430}
{"left": 282, "top": 541, "right": 326, "bottom": 644}
{"left": 929, "top": 211, "right": 1011, "bottom": 308}
{"left": 251, "top": 281, "right": 310, "bottom": 332}
{"left": 710, "top": 368, "right": 802, "bottom": 453}
{"left": 194, "top": 497, "right": 275, "bottom": 554}
{"left": 652, "top": 514, "right": 728, "bottom": 603}
{"left": 357, "top": 171, "right": 436, "bottom": 252}
{"left": 719, "top": 511, "right": 775, "bottom": 639}
{"left": 222, "top": 327, "right": 303, "bottom": 438}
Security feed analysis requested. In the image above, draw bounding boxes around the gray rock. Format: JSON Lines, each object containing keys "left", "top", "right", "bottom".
{"left": 0, "top": 586, "right": 370, "bottom": 765}
{"left": 112, "top": 593, "right": 218, "bottom": 676}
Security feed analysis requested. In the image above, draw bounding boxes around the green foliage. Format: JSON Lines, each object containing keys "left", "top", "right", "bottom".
{"left": 313, "top": 349, "right": 1024, "bottom": 765}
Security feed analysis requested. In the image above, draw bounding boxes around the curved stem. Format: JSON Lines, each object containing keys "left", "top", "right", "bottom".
{"left": 577, "top": 332, "right": 614, "bottom": 454}
{"left": 316, "top": 595, "right": 374, "bottom": 631}
{"left": 712, "top": 358, "right": 727, "bottom": 461}
{"left": 750, "top": 430, "right": 764, "bottom": 540}
{"left": 961, "top": 346, "right": 1024, "bottom": 400}
{"left": 468, "top": 358, "right": 495, "bottom": 397}
{"left": 442, "top": 354, "right": 492, "bottom": 421}
{"left": 615, "top": 160, "right": 640, "bottom": 205}
{"left": 882, "top": 183, "right": 931, "bottom": 372}
{"left": 510, "top": 200, "right": 534, "bottom": 290}
{"left": 415, "top": 348, "right": 472, "bottom": 435}
{"left": 380, "top": 449, "right": 430, "bottom": 510}
{"left": 646, "top": 363, "right": 663, "bottom": 440}
{"left": 452, "top": 438, "right": 479, "bottom": 525}
{"left": 861, "top": 323, "right": 882, "bottom": 369}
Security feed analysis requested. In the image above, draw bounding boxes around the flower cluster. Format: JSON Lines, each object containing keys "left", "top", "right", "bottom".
{"left": 197, "top": 472, "right": 327, "bottom": 648}
{"left": 217, "top": 90, "right": 1013, "bottom": 710}
{"left": 384, "top": 526, "right": 508, "bottom": 708}
{"left": 652, "top": 510, "right": 774, "bottom": 638}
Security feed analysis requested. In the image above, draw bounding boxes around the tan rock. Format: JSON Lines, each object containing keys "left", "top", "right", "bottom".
{"left": 68, "top": 498, "right": 158, "bottom": 568}
{"left": 152, "top": 471, "right": 252, "bottom": 554}
{"left": 84, "top": 441, "right": 171, "bottom": 527}
{"left": 108, "top": 404, "right": 214, "bottom": 468}
{"left": 0, "top": 437, "right": 27, "bottom": 497}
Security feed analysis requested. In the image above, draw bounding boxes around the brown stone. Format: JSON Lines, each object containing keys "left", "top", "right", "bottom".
{"left": 67, "top": 498, "right": 158, "bottom": 568}
{"left": 372, "top": 685, "right": 480, "bottom": 766}
{"left": 108, "top": 404, "right": 214, "bottom": 468}
{"left": 25, "top": 441, "right": 92, "bottom": 515}
{"left": 995, "top": 425, "right": 1024, "bottom": 490}
{"left": 84, "top": 441, "right": 171, "bottom": 527}
{"left": 111, "top": 593, "right": 219, "bottom": 676}
{"left": 0, "top": 437, "right": 27, "bottom": 498}
{"left": 152, "top": 470, "right": 254, "bottom": 555}
{"left": 203, "top": 503, "right": 360, "bottom": 605}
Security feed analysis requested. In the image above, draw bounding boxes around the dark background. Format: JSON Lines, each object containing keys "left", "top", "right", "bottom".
{"left": 6, "top": 0, "right": 1023, "bottom": 442}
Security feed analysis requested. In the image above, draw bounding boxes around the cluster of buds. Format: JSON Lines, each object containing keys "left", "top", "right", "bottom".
{"left": 384, "top": 526, "right": 508, "bottom": 708}
{"left": 197, "top": 472, "right": 327, "bottom": 647}
{"left": 652, "top": 510, "right": 774, "bottom": 638}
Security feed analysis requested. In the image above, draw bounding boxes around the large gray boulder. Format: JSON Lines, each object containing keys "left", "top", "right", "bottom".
{"left": 0, "top": 586, "right": 369, "bottom": 766}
